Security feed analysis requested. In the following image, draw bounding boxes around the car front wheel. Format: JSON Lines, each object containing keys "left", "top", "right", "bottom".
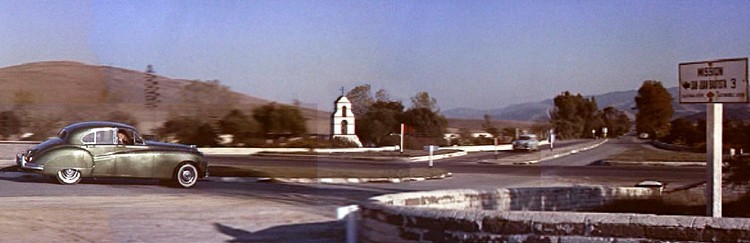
{"left": 174, "top": 163, "right": 198, "bottom": 188}
{"left": 56, "top": 168, "right": 81, "bottom": 185}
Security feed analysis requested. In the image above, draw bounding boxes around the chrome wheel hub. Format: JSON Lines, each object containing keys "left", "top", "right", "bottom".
{"left": 180, "top": 169, "right": 195, "bottom": 182}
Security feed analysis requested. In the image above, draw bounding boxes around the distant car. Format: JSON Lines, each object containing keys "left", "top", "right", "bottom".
{"left": 16, "top": 121, "right": 208, "bottom": 188}
{"left": 512, "top": 134, "right": 540, "bottom": 151}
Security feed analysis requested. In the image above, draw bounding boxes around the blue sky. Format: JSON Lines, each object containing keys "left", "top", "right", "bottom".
{"left": 1, "top": 0, "right": 749, "bottom": 110}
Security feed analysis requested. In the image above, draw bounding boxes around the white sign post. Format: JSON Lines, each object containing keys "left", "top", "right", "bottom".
{"left": 679, "top": 58, "right": 749, "bottom": 218}
{"left": 400, "top": 123, "right": 405, "bottom": 154}
{"left": 423, "top": 145, "right": 439, "bottom": 168}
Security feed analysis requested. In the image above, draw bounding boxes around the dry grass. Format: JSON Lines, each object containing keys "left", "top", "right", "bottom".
{"left": 607, "top": 148, "right": 706, "bottom": 162}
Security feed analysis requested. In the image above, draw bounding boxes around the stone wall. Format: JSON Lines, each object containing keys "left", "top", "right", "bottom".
{"left": 358, "top": 186, "right": 750, "bottom": 242}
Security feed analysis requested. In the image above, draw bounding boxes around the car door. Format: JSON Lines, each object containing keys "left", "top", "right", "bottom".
{"left": 85, "top": 128, "right": 117, "bottom": 176}
{"left": 114, "top": 129, "right": 154, "bottom": 177}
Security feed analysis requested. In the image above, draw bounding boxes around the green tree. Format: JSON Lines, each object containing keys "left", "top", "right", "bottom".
{"left": 549, "top": 91, "right": 600, "bottom": 139}
{"left": 402, "top": 107, "right": 448, "bottom": 149}
{"left": 374, "top": 89, "right": 391, "bottom": 102}
{"left": 635, "top": 80, "right": 673, "bottom": 139}
{"left": 0, "top": 111, "right": 21, "bottom": 139}
{"left": 278, "top": 105, "right": 307, "bottom": 136}
{"left": 663, "top": 118, "right": 700, "bottom": 146}
{"left": 583, "top": 97, "right": 603, "bottom": 138}
{"left": 345, "top": 84, "right": 374, "bottom": 117}
{"left": 410, "top": 91, "right": 439, "bottom": 112}
{"left": 190, "top": 123, "right": 219, "bottom": 147}
{"left": 400, "top": 92, "right": 447, "bottom": 148}
{"left": 12, "top": 90, "right": 35, "bottom": 132}
{"left": 600, "top": 106, "right": 631, "bottom": 138}
{"left": 218, "top": 109, "right": 257, "bottom": 144}
{"left": 356, "top": 100, "right": 404, "bottom": 146}
{"left": 726, "top": 121, "right": 750, "bottom": 187}
{"left": 482, "top": 114, "right": 500, "bottom": 138}
{"left": 156, "top": 116, "right": 218, "bottom": 146}
{"left": 402, "top": 108, "right": 447, "bottom": 138}
{"left": 724, "top": 120, "right": 749, "bottom": 150}
{"left": 252, "top": 103, "right": 307, "bottom": 137}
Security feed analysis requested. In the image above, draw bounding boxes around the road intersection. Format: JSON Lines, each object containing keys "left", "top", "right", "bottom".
{"left": 0, "top": 138, "right": 707, "bottom": 242}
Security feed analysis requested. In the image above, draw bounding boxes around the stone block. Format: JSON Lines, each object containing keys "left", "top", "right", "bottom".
{"left": 586, "top": 213, "right": 644, "bottom": 238}
{"left": 358, "top": 185, "right": 750, "bottom": 243}
{"left": 631, "top": 215, "right": 698, "bottom": 241}
{"left": 360, "top": 218, "right": 408, "bottom": 242}
{"left": 528, "top": 212, "right": 586, "bottom": 235}
{"left": 482, "top": 213, "right": 532, "bottom": 235}
{"left": 398, "top": 228, "right": 423, "bottom": 241}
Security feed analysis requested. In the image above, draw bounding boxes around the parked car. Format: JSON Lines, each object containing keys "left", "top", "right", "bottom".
{"left": 16, "top": 121, "right": 208, "bottom": 188}
{"left": 512, "top": 134, "right": 540, "bottom": 151}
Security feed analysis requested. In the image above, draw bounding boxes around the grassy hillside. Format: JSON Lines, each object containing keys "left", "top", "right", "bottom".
{"left": 0, "top": 61, "right": 330, "bottom": 136}
{"left": 0, "top": 61, "right": 533, "bottom": 140}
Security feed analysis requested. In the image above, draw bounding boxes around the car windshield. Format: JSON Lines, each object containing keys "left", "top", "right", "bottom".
{"left": 519, "top": 135, "right": 535, "bottom": 140}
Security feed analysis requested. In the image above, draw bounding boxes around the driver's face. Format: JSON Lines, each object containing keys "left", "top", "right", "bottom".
{"left": 118, "top": 133, "right": 127, "bottom": 140}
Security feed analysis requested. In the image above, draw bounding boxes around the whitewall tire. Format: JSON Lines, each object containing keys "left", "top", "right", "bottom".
{"left": 174, "top": 163, "right": 198, "bottom": 188}
{"left": 56, "top": 168, "right": 81, "bottom": 185}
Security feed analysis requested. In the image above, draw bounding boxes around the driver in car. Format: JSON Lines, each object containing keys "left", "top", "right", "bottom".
{"left": 117, "top": 130, "right": 133, "bottom": 145}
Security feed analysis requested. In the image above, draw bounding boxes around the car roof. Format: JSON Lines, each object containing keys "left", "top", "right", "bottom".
{"left": 62, "top": 121, "right": 136, "bottom": 132}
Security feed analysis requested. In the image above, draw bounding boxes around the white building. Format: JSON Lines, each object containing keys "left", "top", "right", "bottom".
{"left": 331, "top": 96, "right": 363, "bottom": 147}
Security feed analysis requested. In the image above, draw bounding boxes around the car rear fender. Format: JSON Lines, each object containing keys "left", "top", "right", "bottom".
{"left": 40, "top": 148, "right": 94, "bottom": 176}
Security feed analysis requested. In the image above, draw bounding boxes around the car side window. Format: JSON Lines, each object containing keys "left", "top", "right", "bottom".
{"left": 81, "top": 129, "right": 116, "bottom": 145}
{"left": 96, "top": 130, "right": 115, "bottom": 144}
{"left": 116, "top": 129, "right": 146, "bottom": 145}
{"left": 82, "top": 132, "right": 95, "bottom": 144}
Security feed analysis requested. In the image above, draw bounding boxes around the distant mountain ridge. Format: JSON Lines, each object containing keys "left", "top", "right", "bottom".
{"left": 443, "top": 87, "right": 750, "bottom": 121}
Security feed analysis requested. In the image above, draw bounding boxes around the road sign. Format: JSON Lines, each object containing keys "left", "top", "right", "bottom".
{"left": 678, "top": 57, "right": 748, "bottom": 218}
{"left": 423, "top": 145, "right": 439, "bottom": 152}
{"left": 679, "top": 58, "right": 748, "bottom": 103}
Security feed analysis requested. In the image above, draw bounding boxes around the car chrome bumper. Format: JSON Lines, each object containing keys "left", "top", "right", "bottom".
{"left": 16, "top": 154, "right": 43, "bottom": 171}
{"left": 513, "top": 145, "right": 533, "bottom": 150}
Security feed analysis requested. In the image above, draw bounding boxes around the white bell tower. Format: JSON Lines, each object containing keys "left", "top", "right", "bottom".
{"left": 331, "top": 95, "right": 363, "bottom": 147}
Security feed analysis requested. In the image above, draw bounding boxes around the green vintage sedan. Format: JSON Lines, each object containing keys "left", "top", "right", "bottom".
{"left": 16, "top": 121, "right": 208, "bottom": 188}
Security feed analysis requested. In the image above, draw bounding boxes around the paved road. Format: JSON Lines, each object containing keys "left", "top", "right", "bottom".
{"left": 0, "top": 137, "right": 707, "bottom": 242}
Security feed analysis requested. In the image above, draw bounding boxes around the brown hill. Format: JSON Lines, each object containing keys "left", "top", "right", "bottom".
{"left": 0, "top": 61, "right": 330, "bottom": 135}
{"left": 0, "top": 61, "right": 535, "bottom": 140}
